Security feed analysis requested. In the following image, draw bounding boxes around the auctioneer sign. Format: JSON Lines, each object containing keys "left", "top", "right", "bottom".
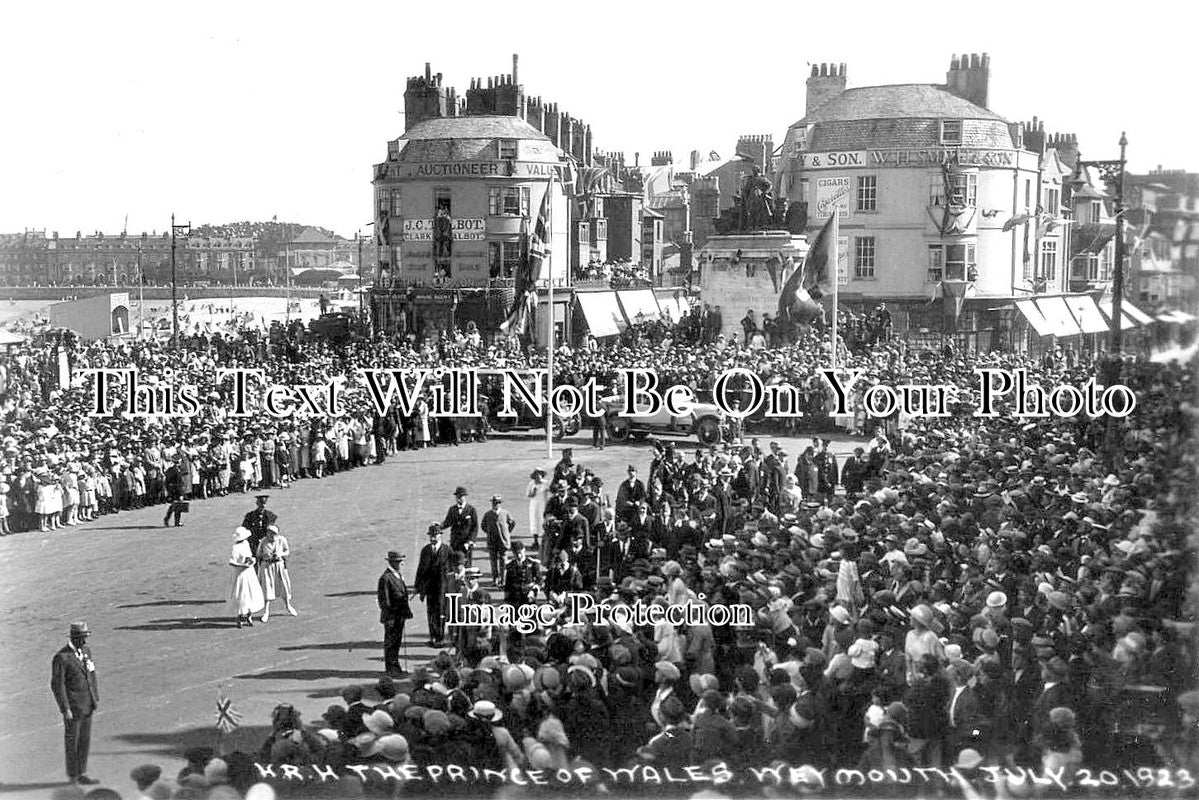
{"left": 402, "top": 219, "right": 486, "bottom": 242}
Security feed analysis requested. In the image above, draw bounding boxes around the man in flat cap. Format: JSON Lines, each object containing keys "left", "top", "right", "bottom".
{"left": 50, "top": 621, "right": 99, "bottom": 785}
{"left": 377, "top": 551, "right": 413, "bottom": 676}
{"left": 241, "top": 494, "right": 277, "bottom": 561}
{"left": 442, "top": 486, "right": 478, "bottom": 567}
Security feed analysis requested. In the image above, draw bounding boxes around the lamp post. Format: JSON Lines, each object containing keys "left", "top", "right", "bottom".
{"left": 170, "top": 213, "right": 191, "bottom": 346}
{"left": 1079, "top": 133, "right": 1128, "bottom": 468}
{"left": 1078, "top": 133, "right": 1128, "bottom": 363}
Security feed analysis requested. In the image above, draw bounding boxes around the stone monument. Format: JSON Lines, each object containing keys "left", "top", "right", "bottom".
{"left": 698, "top": 167, "right": 808, "bottom": 342}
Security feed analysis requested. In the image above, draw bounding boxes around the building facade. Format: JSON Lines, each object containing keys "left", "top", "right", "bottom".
{"left": 775, "top": 56, "right": 1068, "bottom": 338}
{"left": 370, "top": 59, "right": 588, "bottom": 342}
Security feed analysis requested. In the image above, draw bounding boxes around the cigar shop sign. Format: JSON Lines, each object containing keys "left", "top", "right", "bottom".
{"left": 796, "top": 149, "right": 1017, "bottom": 170}
{"left": 396, "top": 161, "right": 565, "bottom": 178}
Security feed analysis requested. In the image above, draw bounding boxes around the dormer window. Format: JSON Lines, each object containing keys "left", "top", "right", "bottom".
{"left": 940, "top": 120, "right": 963, "bottom": 145}
{"left": 499, "top": 139, "right": 518, "bottom": 160}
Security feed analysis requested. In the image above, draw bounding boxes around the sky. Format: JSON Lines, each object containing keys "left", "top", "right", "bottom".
{"left": 1, "top": 1, "right": 1194, "bottom": 239}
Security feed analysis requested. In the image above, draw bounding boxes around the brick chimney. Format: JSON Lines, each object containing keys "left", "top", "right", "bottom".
{"left": 806, "top": 63, "right": 847, "bottom": 116}
{"left": 945, "top": 53, "right": 990, "bottom": 109}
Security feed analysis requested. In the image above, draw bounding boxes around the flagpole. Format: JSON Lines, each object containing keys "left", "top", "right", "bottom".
{"left": 546, "top": 170, "right": 555, "bottom": 461}
{"left": 830, "top": 209, "right": 839, "bottom": 371}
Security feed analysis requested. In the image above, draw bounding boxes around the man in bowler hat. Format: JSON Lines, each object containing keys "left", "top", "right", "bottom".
{"left": 377, "top": 551, "right": 413, "bottom": 676}
{"left": 442, "top": 486, "right": 478, "bottom": 567}
{"left": 414, "top": 525, "right": 451, "bottom": 647}
{"left": 50, "top": 622, "right": 100, "bottom": 785}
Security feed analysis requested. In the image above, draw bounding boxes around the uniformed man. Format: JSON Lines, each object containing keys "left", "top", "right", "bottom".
{"left": 241, "top": 494, "right": 277, "bottom": 561}
{"left": 442, "top": 486, "right": 478, "bottom": 567}
{"left": 502, "top": 541, "right": 539, "bottom": 611}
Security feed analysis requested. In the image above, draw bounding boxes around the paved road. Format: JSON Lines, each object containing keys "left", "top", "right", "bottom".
{"left": 0, "top": 429, "right": 859, "bottom": 797}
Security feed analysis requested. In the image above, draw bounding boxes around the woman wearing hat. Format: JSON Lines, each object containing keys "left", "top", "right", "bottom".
{"left": 256, "top": 525, "right": 296, "bottom": 622}
{"left": 526, "top": 469, "right": 549, "bottom": 541}
{"left": 227, "top": 527, "right": 266, "bottom": 627}
{"left": 904, "top": 604, "right": 946, "bottom": 685}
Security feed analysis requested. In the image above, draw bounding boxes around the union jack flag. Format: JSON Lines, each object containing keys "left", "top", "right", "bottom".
{"left": 215, "top": 688, "right": 241, "bottom": 733}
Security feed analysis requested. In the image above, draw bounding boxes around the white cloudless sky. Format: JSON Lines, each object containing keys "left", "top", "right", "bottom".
{"left": 1, "top": 0, "right": 1194, "bottom": 238}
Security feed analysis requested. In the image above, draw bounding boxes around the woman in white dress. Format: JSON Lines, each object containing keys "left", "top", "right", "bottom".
{"left": 256, "top": 524, "right": 295, "bottom": 622}
{"left": 526, "top": 468, "right": 549, "bottom": 540}
{"left": 414, "top": 397, "right": 431, "bottom": 448}
{"left": 228, "top": 526, "right": 265, "bottom": 627}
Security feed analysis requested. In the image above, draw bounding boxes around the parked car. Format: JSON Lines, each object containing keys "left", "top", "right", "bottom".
{"left": 488, "top": 405, "right": 581, "bottom": 440}
{"left": 600, "top": 393, "right": 724, "bottom": 444}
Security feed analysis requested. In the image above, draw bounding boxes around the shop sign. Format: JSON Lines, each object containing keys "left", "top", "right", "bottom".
{"left": 797, "top": 148, "right": 1017, "bottom": 170}
{"left": 402, "top": 218, "right": 486, "bottom": 241}
{"left": 814, "top": 176, "right": 852, "bottom": 218}
{"left": 395, "top": 161, "right": 564, "bottom": 179}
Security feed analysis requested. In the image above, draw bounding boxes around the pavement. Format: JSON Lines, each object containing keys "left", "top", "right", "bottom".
{"left": 0, "top": 428, "right": 859, "bottom": 797}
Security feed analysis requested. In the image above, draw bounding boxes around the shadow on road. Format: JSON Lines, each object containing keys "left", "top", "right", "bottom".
{"left": 112, "top": 724, "right": 272, "bottom": 759}
{"left": 116, "top": 599, "right": 223, "bottom": 609}
{"left": 83, "top": 525, "right": 166, "bottom": 531}
{"left": 323, "top": 591, "right": 375, "bottom": 598}
{"left": 235, "top": 668, "right": 385, "bottom": 681}
{"left": 115, "top": 616, "right": 235, "bottom": 631}
{"left": 278, "top": 640, "right": 377, "bottom": 652}
{"left": 0, "top": 782, "right": 77, "bottom": 796}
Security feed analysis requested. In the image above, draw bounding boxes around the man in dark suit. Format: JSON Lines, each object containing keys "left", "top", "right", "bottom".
{"left": 945, "top": 661, "right": 981, "bottom": 757}
{"left": 50, "top": 622, "right": 99, "bottom": 785}
{"left": 414, "top": 525, "right": 451, "bottom": 647}
{"left": 503, "top": 541, "right": 538, "bottom": 610}
{"left": 615, "top": 465, "right": 647, "bottom": 524}
{"left": 241, "top": 494, "right": 277, "bottom": 562}
{"left": 608, "top": 524, "right": 649, "bottom": 581}
{"left": 377, "top": 551, "right": 413, "bottom": 676}
{"left": 442, "top": 486, "right": 478, "bottom": 567}
{"left": 815, "top": 439, "right": 839, "bottom": 498}
{"left": 628, "top": 500, "right": 652, "bottom": 540}
{"left": 557, "top": 497, "right": 590, "bottom": 557}
{"left": 840, "top": 448, "right": 869, "bottom": 499}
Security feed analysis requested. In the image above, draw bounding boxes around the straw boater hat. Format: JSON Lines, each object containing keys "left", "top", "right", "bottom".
{"left": 233, "top": 527, "right": 252, "bottom": 543}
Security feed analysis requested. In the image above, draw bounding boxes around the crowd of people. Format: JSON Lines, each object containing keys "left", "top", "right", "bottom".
{"left": 7, "top": 309, "right": 1197, "bottom": 798}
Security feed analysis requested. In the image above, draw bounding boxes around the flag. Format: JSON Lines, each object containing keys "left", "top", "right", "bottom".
{"left": 215, "top": 689, "right": 241, "bottom": 734}
{"left": 1002, "top": 212, "right": 1034, "bottom": 233}
{"left": 779, "top": 211, "right": 836, "bottom": 320}
{"left": 500, "top": 185, "right": 551, "bottom": 335}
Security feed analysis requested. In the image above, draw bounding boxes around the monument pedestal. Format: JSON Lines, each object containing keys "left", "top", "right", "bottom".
{"left": 698, "top": 231, "right": 808, "bottom": 342}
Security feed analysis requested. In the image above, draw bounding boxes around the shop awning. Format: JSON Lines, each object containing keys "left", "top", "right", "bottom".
{"left": 1099, "top": 299, "right": 1153, "bottom": 330}
{"left": 1015, "top": 299, "right": 1054, "bottom": 337}
{"left": 575, "top": 291, "right": 627, "bottom": 338}
{"left": 655, "top": 293, "right": 692, "bottom": 323}
{"left": 1062, "top": 295, "right": 1109, "bottom": 334}
{"left": 1034, "top": 296, "right": 1084, "bottom": 337}
{"left": 1156, "top": 308, "right": 1196, "bottom": 324}
{"left": 617, "top": 289, "right": 662, "bottom": 325}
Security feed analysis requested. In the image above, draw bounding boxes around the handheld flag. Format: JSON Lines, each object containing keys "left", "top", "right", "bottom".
{"left": 215, "top": 688, "right": 241, "bottom": 734}
{"left": 779, "top": 212, "right": 837, "bottom": 322}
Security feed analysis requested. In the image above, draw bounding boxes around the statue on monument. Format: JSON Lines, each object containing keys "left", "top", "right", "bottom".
{"left": 739, "top": 165, "right": 776, "bottom": 231}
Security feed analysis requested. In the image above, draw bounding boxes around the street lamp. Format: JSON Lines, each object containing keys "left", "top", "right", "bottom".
{"left": 1078, "top": 133, "right": 1128, "bottom": 469}
{"left": 170, "top": 213, "right": 191, "bottom": 346}
{"left": 1077, "top": 133, "right": 1128, "bottom": 362}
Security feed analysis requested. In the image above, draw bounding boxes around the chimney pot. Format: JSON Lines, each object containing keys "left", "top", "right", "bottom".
{"left": 811, "top": 64, "right": 819, "bottom": 77}
{"left": 425, "top": 63, "right": 431, "bottom": 80}
{"left": 512, "top": 53, "right": 519, "bottom": 83}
